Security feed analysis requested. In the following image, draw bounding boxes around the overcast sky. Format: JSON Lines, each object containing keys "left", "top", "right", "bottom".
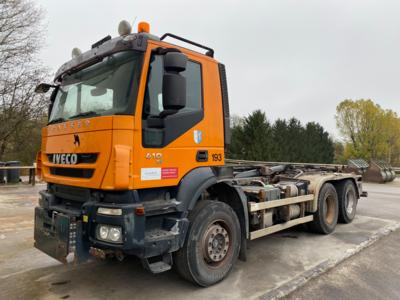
{"left": 36, "top": 0, "right": 400, "bottom": 138}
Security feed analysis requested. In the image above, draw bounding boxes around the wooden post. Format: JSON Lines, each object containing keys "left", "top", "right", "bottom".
{"left": 29, "top": 167, "right": 36, "bottom": 186}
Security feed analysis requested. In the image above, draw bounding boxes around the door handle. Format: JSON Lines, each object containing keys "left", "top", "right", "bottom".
{"left": 196, "top": 150, "right": 208, "bottom": 162}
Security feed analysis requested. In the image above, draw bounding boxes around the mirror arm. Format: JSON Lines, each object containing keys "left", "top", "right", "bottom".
{"left": 35, "top": 83, "right": 59, "bottom": 94}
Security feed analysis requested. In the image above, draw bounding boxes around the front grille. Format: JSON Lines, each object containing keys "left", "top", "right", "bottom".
{"left": 47, "top": 153, "right": 98, "bottom": 164}
{"left": 50, "top": 167, "right": 94, "bottom": 179}
{"left": 52, "top": 184, "right": 90, "bottom": 202}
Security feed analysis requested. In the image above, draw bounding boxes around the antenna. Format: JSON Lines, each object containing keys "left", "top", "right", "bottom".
{"left": 132, "top": 16, "right": 138, "bottom": 29}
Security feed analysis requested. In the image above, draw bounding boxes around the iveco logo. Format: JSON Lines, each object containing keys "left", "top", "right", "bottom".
{"left": 52, "top": 153, "right": 78, "bottom": 165}
{"left": 74, "top": 134, "right": 80, "bottom": 146}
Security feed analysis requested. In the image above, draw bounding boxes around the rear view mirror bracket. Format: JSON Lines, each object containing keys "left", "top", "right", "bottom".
{"left": 35, "top": 83, "right": 58, "bottom": 94}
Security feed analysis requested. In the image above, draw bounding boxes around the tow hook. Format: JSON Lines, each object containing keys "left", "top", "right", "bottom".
{"left": 115, "top": 250, "right": 125, "bottom": 262}
{"left": 89, "top": 247, "right": 108, "bottom": 259}
{"left": 89, "top": 247, "right": 125, "bottom": 261}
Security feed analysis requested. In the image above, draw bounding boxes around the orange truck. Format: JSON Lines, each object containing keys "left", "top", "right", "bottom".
{"left": 34, "top": 21, "right": 367, "bottom": 286}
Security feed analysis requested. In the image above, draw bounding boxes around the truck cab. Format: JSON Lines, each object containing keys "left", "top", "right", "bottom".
{"left": 35, "top": 20, "right": 231, "bottom": 276}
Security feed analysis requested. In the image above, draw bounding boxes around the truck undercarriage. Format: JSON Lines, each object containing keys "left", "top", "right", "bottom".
{"left": 35, "top": 161, "right": 364, "bottom": 284}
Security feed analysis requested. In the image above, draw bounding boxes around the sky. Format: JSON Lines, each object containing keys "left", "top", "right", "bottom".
{"left": 36, "top": 0, "right": 400, "bottom": 139}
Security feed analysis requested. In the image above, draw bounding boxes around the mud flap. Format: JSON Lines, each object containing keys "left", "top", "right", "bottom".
{"left": 34, "top": 207, "right": 71, "bottom": 263}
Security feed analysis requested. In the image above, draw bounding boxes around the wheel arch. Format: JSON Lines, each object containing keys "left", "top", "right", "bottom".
{"left": 330, "top": 178, "right": 360, "bottom": 199}
{"left": 208, "top": 182, "right": 249, "bottom": 260}
{"left": 176, "top": 168, "right": 249, "bottom": 261}
{"left": 176, "top": 167, "right": 217, "bottom": 212}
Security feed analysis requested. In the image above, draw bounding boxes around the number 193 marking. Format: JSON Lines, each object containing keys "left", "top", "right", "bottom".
{"left": 212, "top": 153, "right": 222, "bottom": 161}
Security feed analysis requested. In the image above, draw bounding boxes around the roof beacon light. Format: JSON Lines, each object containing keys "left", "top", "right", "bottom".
{"left": 118, "top": 20, "right": 132, "bottom": 36}
{"left": 71, "top": 47, "right": 82, "bottom": 59}
{"left": 138, "top": 21, "right": 150, "bottom": 33}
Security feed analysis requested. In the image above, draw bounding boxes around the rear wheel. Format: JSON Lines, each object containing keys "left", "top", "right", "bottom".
{"left": 174, "top": 200, "right": 241, "bottom": 286}
{"left": 337, "top": 180, "right": 358, "bottom": 223}
{"left": 309, "top": 183, "right": 338, "bottom": 234}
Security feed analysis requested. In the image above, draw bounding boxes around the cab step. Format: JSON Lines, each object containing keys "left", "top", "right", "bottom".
{"left": 142, "top": 253, "right": 173, "bottom": 274}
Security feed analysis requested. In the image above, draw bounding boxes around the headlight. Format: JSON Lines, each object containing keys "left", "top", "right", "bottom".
{"left": 96, "top": 225, "right": 122, "bottom": 243}
{"left": 99, "top": 225, "right": 109, "bottom": 240}
{"left": 109, "top": 227, "right": 122, "bottom": 242}
{"left": 97, "top": 207, "right": 122, "bottom": 216}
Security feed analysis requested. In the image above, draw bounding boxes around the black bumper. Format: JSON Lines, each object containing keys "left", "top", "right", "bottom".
{"left": 34, "top": 189, "right": 189, "bottom": 263}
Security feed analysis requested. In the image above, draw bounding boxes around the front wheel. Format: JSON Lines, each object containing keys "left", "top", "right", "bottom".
{"left": 174, "top": 200, "right": 241, "bottom": 286}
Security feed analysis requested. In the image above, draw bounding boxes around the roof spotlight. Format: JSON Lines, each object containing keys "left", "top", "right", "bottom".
{"left": 71, "top": 47, "right": 82, "bottom": 59}
{"left": 118, "top": 20, "right": 132, "bottom": 36}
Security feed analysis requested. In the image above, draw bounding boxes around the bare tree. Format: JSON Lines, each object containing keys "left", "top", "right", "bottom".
{"left": 0, "top": 0, "right": 43, "bottom": 69}
{"left": 0, "top": 0, "right": 49, "bottom": 161}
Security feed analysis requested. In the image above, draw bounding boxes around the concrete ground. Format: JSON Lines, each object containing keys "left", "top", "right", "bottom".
{"left": 284, "top": 229, "right": 400, "bottom": 300}
{"left": 0, "top": 180, "right": 399, "bottom": 300}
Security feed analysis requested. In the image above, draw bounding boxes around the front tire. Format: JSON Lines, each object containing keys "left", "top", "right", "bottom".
{"left": 309, "top": 183, "right": 338, "bottom": 234}
{"left": 174, "top": 200, "right": 241, "bottom": 286}
{"left": 337, "top": 180, "right": 358, "bottom": 223}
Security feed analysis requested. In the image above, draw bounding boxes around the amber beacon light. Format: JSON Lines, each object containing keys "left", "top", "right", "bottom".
{"left": 138, "top": 21, "right": 150, "bottom": 33}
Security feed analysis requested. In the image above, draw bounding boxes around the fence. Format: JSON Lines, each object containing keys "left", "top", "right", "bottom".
{"left": 0, "top": 165, "right": 36, "bottom": 186}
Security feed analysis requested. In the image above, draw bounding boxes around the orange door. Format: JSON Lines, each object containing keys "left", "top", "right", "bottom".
{"left": 132, "top": 41, "right": 225, "bottom": 189}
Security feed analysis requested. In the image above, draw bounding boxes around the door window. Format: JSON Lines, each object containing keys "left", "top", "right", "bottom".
{"left": 142, "top": 53, "right": 204, "bottom": 147}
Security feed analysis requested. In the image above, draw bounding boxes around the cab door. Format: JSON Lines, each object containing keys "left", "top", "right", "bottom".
{"left": 132, "top": 42, "right": 224, "bottom": 189}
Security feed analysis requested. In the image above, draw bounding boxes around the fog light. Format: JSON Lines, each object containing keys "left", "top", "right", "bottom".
{"left": 98, "top": 207, "right": 122, "bottom": 216}
{"left": 96, "top": 224, "right": 123, "bottom": 243}
{"left": 99, "top": 225, "right": 109, "bottom": 240}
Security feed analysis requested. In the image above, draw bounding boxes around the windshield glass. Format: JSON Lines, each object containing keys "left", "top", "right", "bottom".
{"left": 49, "top": 51, "right": 143, "bottom": 123}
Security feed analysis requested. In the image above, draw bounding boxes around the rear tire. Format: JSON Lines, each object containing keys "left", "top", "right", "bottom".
{"left": 337, "top": 180, "right": 358, "bottom": 224}
{"left": 174, "top": 200, "right": 241, "bottom": 287}
{"left": 309, "top": 183, "right": 338, "bottom": 234}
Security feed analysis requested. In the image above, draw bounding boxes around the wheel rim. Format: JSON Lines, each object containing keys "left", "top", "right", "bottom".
{"left": 202, "top": 220, "right": 231, "bottom": 266}
{"left": 324, "top": 194, "right": 335, "bottom": 225}
{"left": 345, "top": 189, "right": 356, "bottom": 215}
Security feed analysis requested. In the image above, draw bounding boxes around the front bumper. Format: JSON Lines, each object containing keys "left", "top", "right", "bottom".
{"left": 34, "top": 188, "right": 188, "bottom": 263}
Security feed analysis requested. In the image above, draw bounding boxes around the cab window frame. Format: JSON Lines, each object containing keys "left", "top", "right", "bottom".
{"left": 141, "top": 52, "right": 205, "bottom": 148}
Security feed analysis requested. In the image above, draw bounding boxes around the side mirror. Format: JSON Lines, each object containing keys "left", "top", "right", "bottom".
{"left": 35, "top": 83, "right": 57, "bottom": 94}
{"left": 91, "top": 86, "right": 107, "bottom": 97}
{"left": 162, "top": 52, "right": 187, "bottom": 111}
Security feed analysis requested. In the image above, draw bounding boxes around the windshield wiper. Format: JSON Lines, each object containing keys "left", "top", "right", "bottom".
{"left": 69, "top": 111, "right": 99, "bottom": 120}
{"left": 48, "top": 117, "right": 66, "bottom": 125}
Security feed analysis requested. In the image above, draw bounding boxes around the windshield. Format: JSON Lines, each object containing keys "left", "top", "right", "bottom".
{"left": 49, "top": 51, "right": 143, "bottom": 123}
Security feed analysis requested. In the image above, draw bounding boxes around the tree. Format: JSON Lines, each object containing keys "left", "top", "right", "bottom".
{"left": 0, "top": 0, "right": 48, "bottom": 163}
{"left": 0, "top": 0, "right": 43, "bottom": 70}
{"left": 336, "top": 99, "right": 400, "bottom": 164}
{"left": 227, "top": 110, "right": 273, "bottom": 161}
{"left": 302, "top": 122, "right": 334, "bottom": 163}
{"left": 380, "top": 110, "right": 400, "bottom": 164}
{"left": 271, "top": 119, "right": 290, "bottom": 161}
{"left": 333, "top": 141, "right": 345, "bottom": 164}
{"left": 228, "top": 110, "right": 334, "bottom": 163}
{"left": 2, "top": 117, "right": 46, "bottom": 164}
